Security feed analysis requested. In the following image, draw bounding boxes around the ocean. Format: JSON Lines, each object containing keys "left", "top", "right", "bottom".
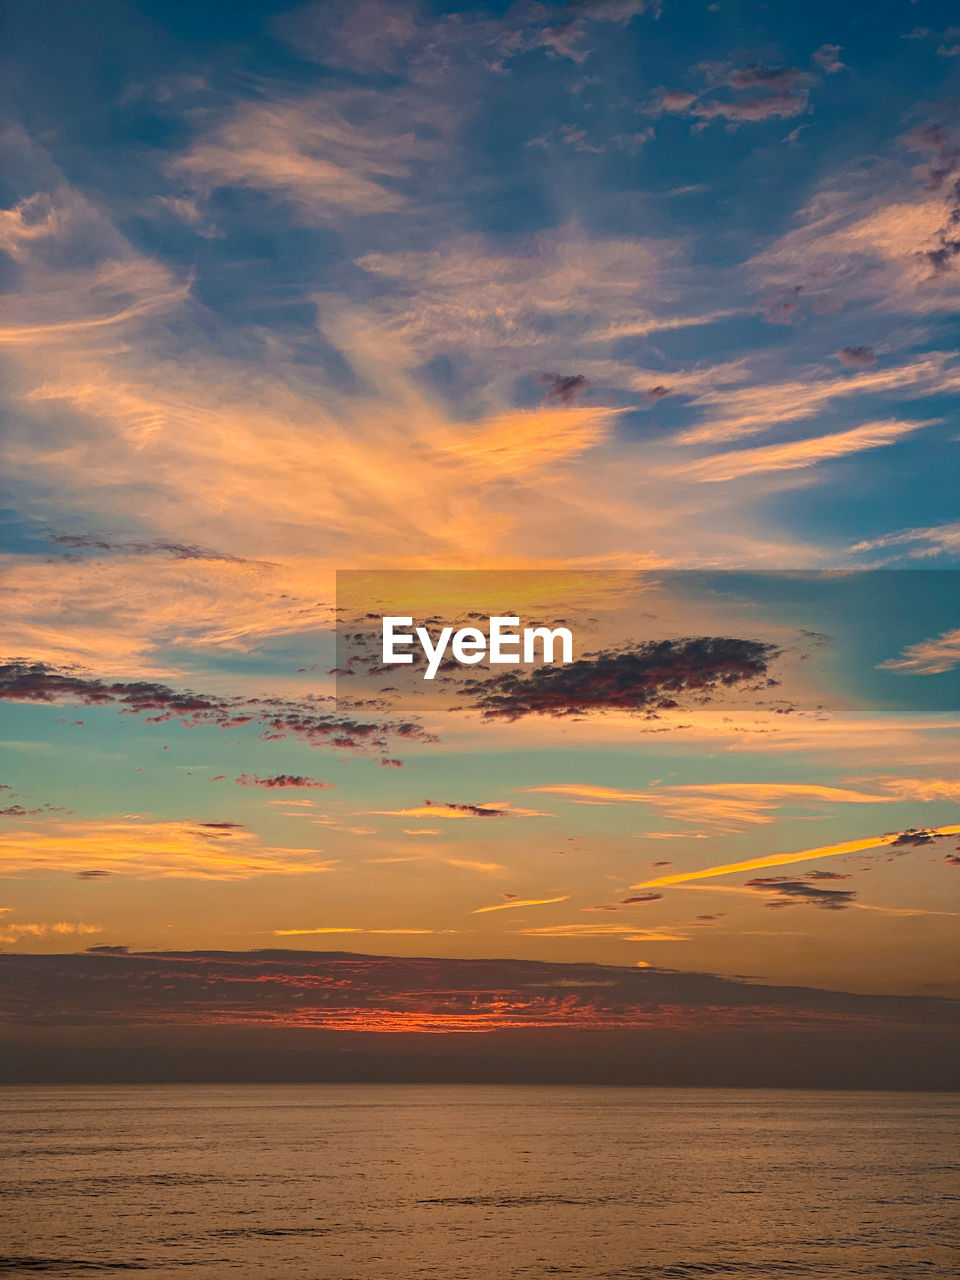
{"left": 1, "top": 1085, "right": 957, "bottom": 1278}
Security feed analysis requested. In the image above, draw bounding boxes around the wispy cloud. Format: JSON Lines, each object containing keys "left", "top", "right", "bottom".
{"left": 527, "top": 780, "right": 904, "bottom": 832}
{"left": 677, "top": 419, "right": 934, "bottom": 484}
{"left": 0, "top": 918, "right": 102, "bottom": 945}
{"left": 172, "top": 97, "right": 433, "bottom": 219}
{"left": 634, "top": 824, "right": 960, "bottom": 887}
{"left": 273, "top": 926, "right": 448, "bottom": 936}
{"left": 472, "top": 895, "right": 571, "bottom": 914}
{"left": 0, "top": 817, "right": 338, "bottom": 880}
{"left": 879, "top": 629, "right": 960, "bottom": 674}
{"left": 368, "top": 800, "right": 548, "bottom": 819}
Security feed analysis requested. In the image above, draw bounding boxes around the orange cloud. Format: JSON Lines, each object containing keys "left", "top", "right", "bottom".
{"left": 0, "top": 919, "right": 102, "bottom": 945}
{"left": 0, "top": 817, "right": 338, "bottom": 880}
{"left": 678, "top": 419, "right": 934, "bottom": 484}
{"left": 273, "top": 927, "right": 449, "bottom": 936}
{"left": 511, "top": 924, "right": 687, "bottom": 940}
{"left": 879, "top": 629, "right": 960, "bottom": 675}
{"left": 370, "top": 800, "right": 549, "bottom": 819}
{"left": 633, "top": 824, "right": 960, "bottom": 888}
{"left": 526, "top": 780, "right": 901, "bottom": 832}
{"left": 472, "top": 895, "right": 570, "bottom": 914}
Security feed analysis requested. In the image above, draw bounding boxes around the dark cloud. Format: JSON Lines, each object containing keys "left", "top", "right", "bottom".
{"left": 644, "top": 385, "right": 672, "bottom": 401}
{"left": 906, "top": 125, "right": 960, "bottom": 272}
{"left": 1, "top": 950, "right": 956, "bottom": 1088}
{"left": 747, "top": 877, "right": 857, "bottom": 910}
{"left": 75, "top": 870, "right": 113, "bottom": 880}
{"left": 423, "top": 799, "right": 507, "bottom": 817}
{"left": 1, "top": 948, "right": 951, "bottom": 1030}
{"left": 836, "top": 346, "right": 876, "bottom": 368}
{"left": 0, "top": 660, "right": 432, "bottom": 754}
{"left": 464, "top": 636, "right": 777, "bottom": 721}
{"left": 51, "top": 533, "right": 249, "bottom": 563}
{"left": 379, "top": 758, "right": 404, "bottom": 768}
{"left": 805, "top": 870, "right": 851, "bottom": 881}
{"left": 0, "top": 803, "right": 62, "bottom": 818}
{"left": 233, "top": 774, "right": 334, "bottom": 790}
{"left": 586, "top": 890, "right": 665, "bottom": 912}
{"left": 538, "top": 373, "right": 592, "bottom": 404}
{"left": 890, "top": 828, "right": 939, "bottom": 847}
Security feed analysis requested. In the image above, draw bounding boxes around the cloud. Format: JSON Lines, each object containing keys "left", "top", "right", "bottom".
{"left": 868, "top": 777, "right": 960, "bottom": 802}
{"left": 0, "top": 660, "right": 430, "bottom": 754}
{"left": 723, "top": 64, "right": 810, "bottom": 91}
{"left": 675, "top": 355, "right": 955, "bottom": 445}
{"left": 690, "top": 93, "right": 809, "bottom": 123}
{"left": 273, "top": 927, "right": 446, "bottom": 937}
{"left": 745, "top": 877, "right": 857, "bottom": 910}
{"left": 512, "top": 923, "right": 685, "bottom": 940}
{"left": 171, "top": 97, "right": 433, "bottom": 220}
{"left": 472, "top": 896, "right": 571, "bottom": 914}
{"left": 850, "top": 522, "right": 960, "bottom": 561}
{"left": 528, "top": 20, "right": 589, "bottom": 64}
{"left": 369, "top": 800, "right": 546, "bottom": 819}
{"left": 656, "top": 68, "right": 810, "bottom": 125}
{"left": 233, "top": 775, "right": 334, "bottom": 790}
{"left": 750, "top": 162, "right": 960, "bottom": 315}
{"left": 353, "top": 230, "right": 672, "bottom": 362}
{"left": 465, "top": 637, "right": 777, "bottom": 720}
{"left": 569, "top": 0, "right": 661, "bottom": 22}
{"left": 4, "top": 950, "right": 955, "bottom": 1047}
{"left": 677, "top": 419, "right": 933, "bottom": 484}
{"left": 275, "top": 0, "right": 422, "bottom": 73}
{"left": 0, "top": 919, "right": 102, "bottom": 945}
{"left": 51, "top": 534, "right": 248, "bottom": 563}
{"left": 836, "top": 346, "right": 876, "bottom": 368}
{"left": 526, "top": 780, "right": 901, "bottom": 832}
{"left": 371, "top": 852, "right": 505, "bottom": 872}
{"left": 878, "top": 629, "right": 960, "bottom": 674}
{"left": 1, "top": 803, "right": 63, "bottom": 819}
{"left": 0, "top": 177, "right": 189, "bottom": 347}
{"left": 539, "top": 373, "right": 592, "bottom": 404}
{"left": 812, "top": 44, "right": 846, "bottom": 74}
{"left": 633, "top": 824, "right": 960, "bottom": 888}
{"left": 905, "top": 124, "right": 960, "bottom": 272}
{"left": 0, "top": 164, "right": 841, "bottom": 606}
{"left": 0, "top": 816, "right": 338, "bottom": 880}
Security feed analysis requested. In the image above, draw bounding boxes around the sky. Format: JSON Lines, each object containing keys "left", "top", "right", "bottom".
{"left": 0, "top": 0, "right": 958, "bottom": 1079}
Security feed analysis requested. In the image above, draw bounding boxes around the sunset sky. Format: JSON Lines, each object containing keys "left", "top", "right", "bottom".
{"left": 1, "top": 0, "right": 958, "bottom": 1070}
